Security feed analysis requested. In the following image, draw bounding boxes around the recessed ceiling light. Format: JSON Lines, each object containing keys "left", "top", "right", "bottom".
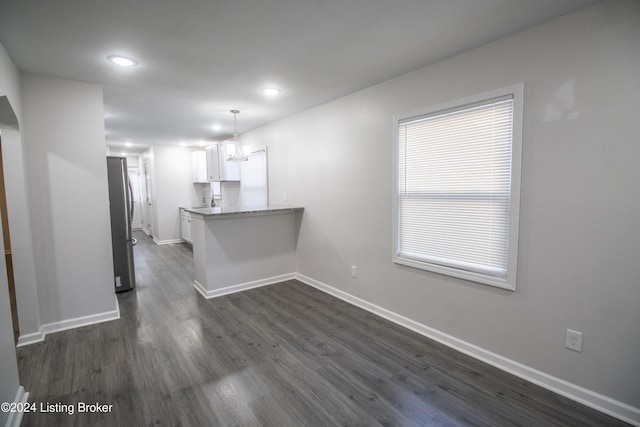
{"left": 124, "top": 142, "right": 132, "bottom": 147}
{"left": 108, "top": 55, "right": 138, "bottom": 67}
{"left": 179, "top": 142, "right": 186, "bottom": 147}
{"left": 211, "top": 123, "right": 222, "bottom": 131}
{"left": 120, "top": 151, "right": 127, "bottom": 156}
{"left": 261, "top": 87, "right": 281, "bottom": 96}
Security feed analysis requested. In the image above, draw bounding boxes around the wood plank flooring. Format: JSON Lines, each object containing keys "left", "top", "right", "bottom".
{"left": 17, "top": 231, "right": 627, "bottom": 426}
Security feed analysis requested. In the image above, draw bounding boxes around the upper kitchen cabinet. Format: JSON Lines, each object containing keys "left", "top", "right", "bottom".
{"left": 206, "top": 144, "right": 240, "bottom": 182}
{"left": 192, "top": 151, "right": 207, "bottom": 183}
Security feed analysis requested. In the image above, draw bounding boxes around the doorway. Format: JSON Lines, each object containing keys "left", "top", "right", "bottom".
{"left": 0, "top": 134, "right": 19, "bottom": 344}
{"left": 143, "top": 159, "right": 153, "bottom": 236}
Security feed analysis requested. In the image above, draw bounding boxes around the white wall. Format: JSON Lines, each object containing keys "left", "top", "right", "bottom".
{"left": 21, "top": 74, "right": 118, "bottom": 325}
{"left": 0, "top": 41, "right": 23, "bottom": 427}
{"left": 142, "top": 145, "right": 194, "bottom": 243}
{"left": 1, "top": 126, "right": 41, "bottom": 339}
{"left": 0, "top": 42, "right": 41, "bottom": 342}
{"left": 0, "top": 220, "right": 19, "bottom": 427}
{"left": 243, "top": 0, "right": 640, "bottom": 416}
{"left": 154, "top": 145, "right": 193, "bottom": 242}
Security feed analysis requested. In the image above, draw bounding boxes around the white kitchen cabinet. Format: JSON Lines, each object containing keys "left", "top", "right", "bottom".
{"left": 206, "top": 144, "right": 240, "bottom": 182}
{"left": 181, "top": 209, "right": 192, "bottom": 244}
{"left": 192, "top": 151, "right": 207, "bottom": 183}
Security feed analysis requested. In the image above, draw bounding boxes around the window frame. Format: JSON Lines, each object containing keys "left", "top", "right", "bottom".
{"left": 392, "top": 84, "right": 524, "bottom": 291}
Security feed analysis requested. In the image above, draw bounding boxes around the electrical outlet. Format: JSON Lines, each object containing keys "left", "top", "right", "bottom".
{"left": 351, "top": 265, "right": 357, "bottom": 278}
{"left": 565, "top": 329, "right": 583, "bottom": 352}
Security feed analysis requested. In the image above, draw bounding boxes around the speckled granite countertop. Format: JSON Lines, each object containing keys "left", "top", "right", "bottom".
{"left": 183, "top": 205, "right": 304, "bottom": 218}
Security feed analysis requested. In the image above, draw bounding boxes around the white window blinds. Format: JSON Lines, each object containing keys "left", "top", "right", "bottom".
{"left": 396, "top": 93, "right": 518, "bottom": 285}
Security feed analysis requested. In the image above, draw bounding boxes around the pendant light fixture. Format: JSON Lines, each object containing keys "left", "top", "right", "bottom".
{"left": 227, "top": 109, "right": 249, "bottom": 162}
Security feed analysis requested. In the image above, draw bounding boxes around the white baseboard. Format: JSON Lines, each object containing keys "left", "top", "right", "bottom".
{"left": 193, "top": 273, "right": 297, "bottom": 299}
{"left": 16, "top": 296, "right": 121, "bottom": 348}
{"left": 16, "top": 329, "right": 45, "bottom": 347}
{"left": 295, "top": 273, "right": 640, "bottom": 426}
{"left": 5, "top": 386, "right": 29, "bottom": 427}
{"left": 152, "top": 237, "right": 184, "bottom": 245}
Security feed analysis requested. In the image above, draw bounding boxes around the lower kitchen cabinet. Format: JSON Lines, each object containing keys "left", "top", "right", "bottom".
{"left": 181, "top": 209, "right": 192, "bottom": 244}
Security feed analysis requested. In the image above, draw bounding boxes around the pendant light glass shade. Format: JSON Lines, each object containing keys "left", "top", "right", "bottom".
{"left": 227, "top": 109, "right": 248, "bottom": 162}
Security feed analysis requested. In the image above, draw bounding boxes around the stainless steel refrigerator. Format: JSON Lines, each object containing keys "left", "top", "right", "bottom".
{"left": 107, "top": 156, "right": 136, "bottom": 292}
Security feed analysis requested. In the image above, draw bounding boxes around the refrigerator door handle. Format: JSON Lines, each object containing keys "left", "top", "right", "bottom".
{"left": 128, "top": 176, "right": 134, "bottom": 222}
{"left": 126, "top": 169, "right": 137, "bottom": 246}
{"left": 121, "top": 159, "right": 132, "bottom": 242}
{"left": 126, "top": 170, "right": 136, "bottom": 246}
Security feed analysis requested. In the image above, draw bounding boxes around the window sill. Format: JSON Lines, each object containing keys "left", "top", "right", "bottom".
{"left": 393, "top": 256, "right": 516, "bottom": 291}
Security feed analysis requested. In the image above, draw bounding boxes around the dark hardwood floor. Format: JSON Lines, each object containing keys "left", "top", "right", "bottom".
{"left": 17, "top": 231, "right": 626, "bottom": 426}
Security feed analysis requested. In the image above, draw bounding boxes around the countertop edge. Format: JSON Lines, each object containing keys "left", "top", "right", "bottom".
{"left": 183, "top": 206, "right": 304, "bottom": 218}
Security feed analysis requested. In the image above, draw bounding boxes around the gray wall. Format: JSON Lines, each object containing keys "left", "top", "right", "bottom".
{"left": 0, "top": 41, "right": 22, "bottom": 426}
{"left": 0, "top": 42, "right": 120, "bottom": 419}
{"left": 0, "top": 224, "right": 19, "bottom": 427}
{"left": 1, "top": 123, "right": 41, "bottom": 339}
{"left": 21, "top": 74, "right": 117, "bottom": 324}
{"left": 0, "top": 45, "right": 41, "bottom": 342}
{"left": 243, "top": 0, "right": 640, "bottom": 411}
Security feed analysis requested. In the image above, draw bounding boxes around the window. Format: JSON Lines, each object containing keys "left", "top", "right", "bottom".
{"left": 393, "top": 85, "right": 523, "bottom": 290}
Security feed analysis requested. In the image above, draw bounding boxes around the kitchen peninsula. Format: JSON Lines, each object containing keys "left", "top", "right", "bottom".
{"left": 184, "top": 205, "right": 304, "bottom": 298}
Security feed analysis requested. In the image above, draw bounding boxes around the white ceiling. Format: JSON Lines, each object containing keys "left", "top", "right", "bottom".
{"left": 0, "top": 0, "right": 598, "bottom": 154}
